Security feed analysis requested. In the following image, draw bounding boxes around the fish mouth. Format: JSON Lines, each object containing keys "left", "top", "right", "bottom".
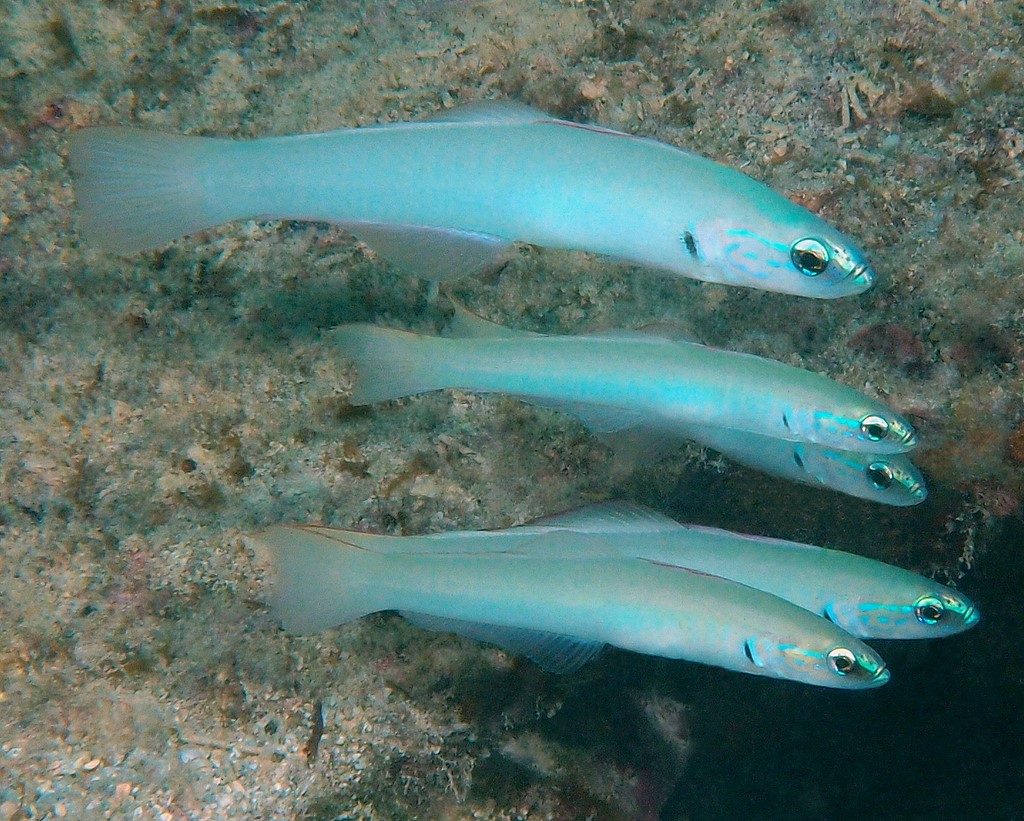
{"left": 898, "top": 426, "right": 918, "bottom": 448}
{"left": 905, "top": 481, "right": 927, "bottom": 500}
{"left": 961, "top": 605, "right": 980, "bottom": 627}
{"left": 870, "top": 665, "right": 891, "bottom": 685}
{"left": 848, "top": 263, "right": 875, "bottom": 290}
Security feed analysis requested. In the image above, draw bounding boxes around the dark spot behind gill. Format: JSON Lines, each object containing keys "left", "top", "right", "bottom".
{"left": 683, "top": 231, "right": 699, "bottom": 259}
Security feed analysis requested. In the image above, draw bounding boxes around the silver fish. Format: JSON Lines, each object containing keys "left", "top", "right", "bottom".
{"left": 333, "top": 313, "right": 917, "bottom": 454}
{"left": 69, "top": 101, "right": 874, "bottom": 296}
{"left": 255, "top": 523, "right": 890, "bottom": 688}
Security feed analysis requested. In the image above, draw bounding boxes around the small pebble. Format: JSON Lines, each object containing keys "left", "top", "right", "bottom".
{"left": 180, "top": 748, "right": 204, "bottom": 764}
{"left": 580, "top": 77, "right": 608, "bottom": 101}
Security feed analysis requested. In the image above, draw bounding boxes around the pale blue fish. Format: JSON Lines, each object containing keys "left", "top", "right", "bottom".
{"left": 255, "top": 524, "right": 889, "bottom": 688}
{"left": 681, "top": 423, "right": 928, "bottom": 506}
{"left": 302, "top": 503, "right": 977, "bottom": 640}
{"left": 333, "top": 314, "right": 918, "bottom": 454}
{"left": 524, "top": 504, "right": 978, "bottom": 640}
{"left": 69, "top": 101, "right": 874, "bottom": 297}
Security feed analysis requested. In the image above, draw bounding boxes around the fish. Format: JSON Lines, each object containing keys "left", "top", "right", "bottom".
{"left": 526, "top": 504, "right": 978, "bottom": 640}
{"left": 255, "top": 523, "right": 890, "bottom": 688}
{"left": 680, "top": 423, "right": 928, "bottom": 505}
{"left": 332, "top": 312, "right": 918, "bottom": 454}
{"left": 68, "top": 101, "right": 875, "bottom": 297}
{"left": 289, "top": 503, "right": 978, "bottom": 641}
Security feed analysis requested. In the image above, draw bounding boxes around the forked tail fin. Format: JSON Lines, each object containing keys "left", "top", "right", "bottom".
{"left": 253, "top": 526, "right": 388, "bottom": 634}
{"left": 68, "top": 127, "right": 241, "bottom": 253}
{"left": 333, "top": 324, "right": 450, "bottom": 405}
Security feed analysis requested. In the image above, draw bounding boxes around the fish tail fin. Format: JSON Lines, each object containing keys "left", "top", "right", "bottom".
{"left": 68, "top": 126, "right": 241, "bottom": 253}
{"left": 253, "top": 526, "right": 387, "bottom": 634}
{"left": 333, "top": 324, "right": 449, "bottom": 405}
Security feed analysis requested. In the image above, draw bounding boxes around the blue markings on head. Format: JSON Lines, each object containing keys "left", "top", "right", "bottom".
{"left": 723, "top": 242, "right": 769, "bottom": 279}
{"left": 813, "top": 410, "right": 860, "bottom": 443}
{"left": 820, "top": 449, "right": 864, "bottom": 472}
{"left": 722, "top": 229, "right": 791, "bottom": 282}
{"left": 859, "top": 603, "right": 914, "bottom": 613}
{"left": 726, "top": 229, "right": 790, "bottom": 255}
{"left": 778, "top": 644, "right": 825, "bottom": 669}
{"left": 857, "top": 602, "right": 913, "bottom": 629}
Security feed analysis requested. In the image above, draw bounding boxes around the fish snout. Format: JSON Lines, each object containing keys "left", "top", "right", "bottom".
{"left": 848, "top": 262, "right": 875, "bottom": 291}
{"left": 870, "top": 663, "right": 891, "bottom": 686}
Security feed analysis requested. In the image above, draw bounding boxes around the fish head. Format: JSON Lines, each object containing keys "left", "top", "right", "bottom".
{"left": 781, "top": 403, "right": 917, "bottom": 454}
{"left": 825, "top": 587, "right": 980, "bottom": 640}
{"left": 743, "top": 634, "right": 890, "bottom": 689}
{"left": 682, "top": 212, "right": 874, "bottom": 298}
{"left": 792, "top": 445, "right": 928, "bottom": 506}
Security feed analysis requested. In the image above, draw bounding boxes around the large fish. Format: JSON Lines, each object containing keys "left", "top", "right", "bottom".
{"left": 255, "top": 523, "right": 890, "bottom": 688}
{"left": 520, "top": 504, "right": 977, "bottom": 640}
{"left": 679, "top": 423, "right": 928, "bottom": 506}
{"left": 69, "top": 101, "right": 874, "bottom": 297}
{"left": 279, "top": 503, "right": 977, "bottom": 641}
{"left": 332, "top": 313, "right": 917, "bottom": 454}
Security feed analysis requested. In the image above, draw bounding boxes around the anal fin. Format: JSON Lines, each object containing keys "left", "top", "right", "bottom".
{"left": 398, "top": 611, "right": 603, "bottom": 673}
{"left": 513, "top": 396, "right": 648, "bottom": 435}
{"left": 337, "top": 221, "right": 515, "bottom": 281}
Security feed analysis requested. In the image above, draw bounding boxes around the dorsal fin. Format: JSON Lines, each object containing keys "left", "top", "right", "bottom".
{"left": 420, "top": 100, "right": 551, "bottom": 125}
{"left": 533, "top": 502, "right": 682, "bottom": 534}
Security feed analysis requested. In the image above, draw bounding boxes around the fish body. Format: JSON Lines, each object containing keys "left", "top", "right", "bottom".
{"left": 523, "top": 504, "right": 978, "bottom": 640}
{"left": 334, "top": 322, "right": 917, "bottom": 453}
{"left": 256, "top": 524, "right": 889, "bottom": 688}
{"left": 69, "top": 102, "right": 874, "bottom": 297}
{"left": 682, "top": 423, "right": 928, "bottom": 505}
{"left": 297, "top": 503, "right": 977, "bottom": 640}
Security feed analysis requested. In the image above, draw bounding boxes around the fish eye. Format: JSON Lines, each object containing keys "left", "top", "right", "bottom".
{"left": 860, "top": 414, "right": 890, "bottom": 442}
{"left": 827, "top": 647, "right": 857, "bottom": 676}
{"left": 866, "top": 461, "right": 894, "bottom": 490}
{"left": 791, "top": 238, "right": 830, "bottom": 276}
{"left": 915, "top": 595, "right": 945, "bottom": 625}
